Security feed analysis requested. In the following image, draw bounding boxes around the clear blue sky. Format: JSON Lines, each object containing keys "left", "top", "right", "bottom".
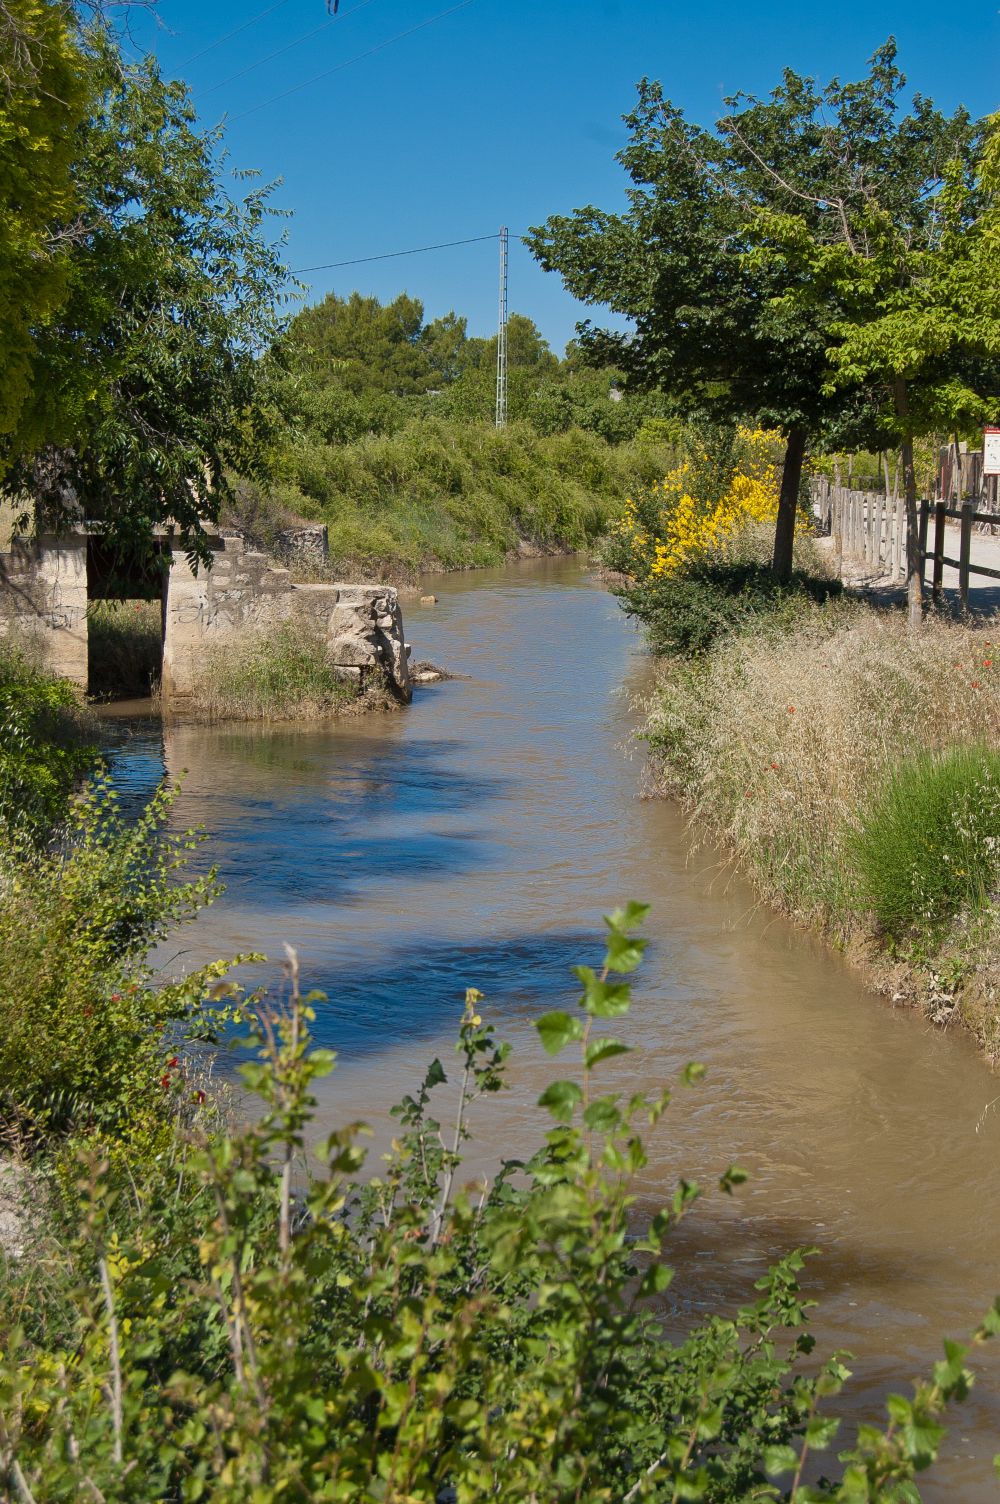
{"left": 126, "top": 0, "right": 1000, "bottom": 354}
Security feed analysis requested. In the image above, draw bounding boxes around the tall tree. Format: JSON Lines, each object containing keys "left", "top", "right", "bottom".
{"left": 0, "top": 0, "right": 88, "bottom": 466}
{"left": 754, "top": 97, "right": 1000, "bottom": 623}
{"left": 3, "top": 28, "right": 290, "bottom": 566}
{"left": 527, "top": 43, "right": 974, "bottom": 581}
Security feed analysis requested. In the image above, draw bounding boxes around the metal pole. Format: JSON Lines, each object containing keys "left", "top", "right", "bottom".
{"left": 495, "top": 226, "right": 508, "bottom": 430}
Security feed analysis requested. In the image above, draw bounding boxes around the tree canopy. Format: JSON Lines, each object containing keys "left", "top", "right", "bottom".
{"left": 0, "top": 0, "right": 88, "bottom": 462}
{"left": 1, "top": 7, "right": 292, "bottom": 566}
{"left": 527, "top": 41, "right": 986, "bottom": 584}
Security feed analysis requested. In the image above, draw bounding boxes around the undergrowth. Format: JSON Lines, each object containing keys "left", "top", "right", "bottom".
{"left": 226, "top": 418, "right": 680, "bottom": 573}
{"left": 188, "top": 620, "right": 363, "bottom": 722}
{"left": 0, "top": 643, "right": 95, "bottom": 836}
{"left": 87, "top": 600, "right": 162, "bottom": 699}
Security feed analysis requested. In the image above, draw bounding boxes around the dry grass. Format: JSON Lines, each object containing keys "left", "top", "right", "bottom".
{"left": 646, "top": 600, "right": 1000, "bottom": 1055}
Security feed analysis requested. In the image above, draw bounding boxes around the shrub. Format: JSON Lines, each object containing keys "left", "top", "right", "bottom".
{"left": 604, "top": 426, "right": 785, "bottom": 581}
{"left": 851, "top": 745, "right": 1000, "bottom": 945}
{"left": 2, "top": 907, "right": 994, "bottom": 1500}
{"left": 619, "top": 559, "right": 843, "bottom": 657}
{"left": 191, "top": 619, "right": 360, "bottom": 721}
{"left": 0, "top": 644, "right": 95, "bottom": 836}
{"left": 0, "top": 779, "right": 220, "bottom": 1137}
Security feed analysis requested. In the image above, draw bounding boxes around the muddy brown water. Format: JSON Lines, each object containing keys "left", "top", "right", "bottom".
{"left": 104, "top": 557, "right": 1000, "bottom": 1497}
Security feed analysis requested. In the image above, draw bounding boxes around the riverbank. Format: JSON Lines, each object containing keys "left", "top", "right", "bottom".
{"left": 632, "top": 567, "right": 1000, "bottom": 1062}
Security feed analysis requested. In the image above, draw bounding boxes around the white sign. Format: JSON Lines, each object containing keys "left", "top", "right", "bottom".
{"left": 984, "top": 427, "right": 1000, "bottom": 475}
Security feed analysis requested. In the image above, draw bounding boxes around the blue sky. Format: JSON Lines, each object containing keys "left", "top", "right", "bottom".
{"left": 127, "top": 0, "right": 1000, "bottom": 354}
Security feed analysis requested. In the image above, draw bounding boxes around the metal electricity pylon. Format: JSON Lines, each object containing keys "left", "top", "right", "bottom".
{"left": 495, "top": 226, "right": 508, "bottom": 430}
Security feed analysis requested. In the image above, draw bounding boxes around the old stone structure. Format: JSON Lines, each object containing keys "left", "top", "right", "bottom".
{"left": 0, "top": 526, "right": 411, "bottom": 707}
{"left": 161, "top": 531, "right": 411, "bottom": 706}
{"left": 0, "top": 533, "right": 89, "bottom": 686}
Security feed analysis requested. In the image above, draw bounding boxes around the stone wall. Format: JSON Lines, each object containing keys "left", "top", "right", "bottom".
{"left": 0, "top": 534, "right": 88, "bottom": 686}
{"left": 161, "top": 531, "right": 411, "bottom": 708}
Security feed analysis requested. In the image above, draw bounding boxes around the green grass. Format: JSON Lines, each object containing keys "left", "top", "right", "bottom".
{"left": 189, "top": 620, "right": 361, "bottom": 721}
{"left": 850, "top": 744, "right": 1000, "bottom": 946}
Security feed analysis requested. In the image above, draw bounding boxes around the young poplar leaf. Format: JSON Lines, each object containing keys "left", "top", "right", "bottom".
{"left": 682, "top": 1061, "right": 706, "bottom": 1086}
{"left": 763, "top": 1444, "right": 800, "bottom": 1476}
{"left": 583, "top": 1096, "right": 621, "bottom": 1133}
{"left": 538, "top": 1079, "right": 582, "bottom": 1121}
{"left": 584, "top": 1037, "right": 630, "bottom": 1069}
{"left": 719, "top": 1164, "right": 748, "bottom": 1195}
{"left": 536, "top": 1010, "right": 583, "bottom": 1055}
{"left": 581, "top": 979, "right": 632, "bottom": 1017}
{"left": 603, "top": 930, "right": 647, "bottom": 974}
{"left": 606, "top": 900, "right": 651, "bottom": 930}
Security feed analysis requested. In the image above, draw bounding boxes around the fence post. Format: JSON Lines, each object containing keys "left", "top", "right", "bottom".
{"left": 918, "top": 497, "right": 929, "bottom": 575}
{"left": 959, "top": 499, "right": 973, "bottom": 611}
{"left": 875, "top": 493, "right": 885, "bottom": 571}
{"left": 892, "top": 498, "right": 904, "bottom": 580}
{"left": 932, "top": 501, "right": 946, "bottom": 602}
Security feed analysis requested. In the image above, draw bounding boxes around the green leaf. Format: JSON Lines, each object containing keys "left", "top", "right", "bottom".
{"left": 681, "top": 1061, "right": 706, "bottom": 1086}
{"left": 535, "top": 1010, "right": 583, "bottom": 1055}
{"left": 538, "top": 1079, "right": 582, "bottom": 1121}
{"left": 423, "top": 1058, "right": 447, "bottom": 1089}
{"left": 576, "top": 972, "right": 632, "bottom": 1017}
{"left": 603, "top": 930, "right": 647, "bottom": 975}
{"left": 584, "top": 1037, "right": 630, "bottom": 1069}
{"left": 763, "top": 1444, "right": 800, "bottom": 1476}
{"left": 804, "top": 1416, "right": 840, "bottom": 1450}
{"left": 606, "top": 900, "right": 651, "bottom": 930}
{"left": 718, "top": 1164, "right": 748, "bottom": 1195}
{"left": 583, "top": 1096, "right": 622, "bottom": 1133}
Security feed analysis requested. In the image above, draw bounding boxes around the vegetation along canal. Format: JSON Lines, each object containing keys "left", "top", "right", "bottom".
{"left": 108, "top": 557, "right": 1000, "bottom": 1499}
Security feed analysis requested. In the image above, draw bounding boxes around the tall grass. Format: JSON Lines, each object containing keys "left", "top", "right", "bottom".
{"left": 87, "top": 599, "right": 162, "bottom": 698}
{"left": 230, "top": 419, "right": 680, "bottom": 573}
{"left": 645, "top": 600, "right": 1000, "bottom": 1047}
{"left": 850, "top": 745, "right": 1000, "bottom": 945}
{"left": 187, "top": 620, "right": 363, "bottom": 721}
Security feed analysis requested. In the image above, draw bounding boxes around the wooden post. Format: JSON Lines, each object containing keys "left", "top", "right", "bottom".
{"left": 932, "top": 500, "right": 946, "bottom": 602}
{"left": 875, "top": 493, "right": 885, "bottom": 571}
{"left": 959, "top": 499, "right": 973, "bottom": 611}
{"left": 918, "top": 497, "right": 929, "bottom": 577}
{"left": 892, "top": 498, "right": 903, "bottom": 580}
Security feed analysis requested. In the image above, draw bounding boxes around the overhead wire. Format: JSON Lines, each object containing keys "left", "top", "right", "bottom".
{"left": 200, "top": 0, "right": 381, "bottom": 99}
{"left": 292, "top": 231, "right": 502, "bottom": 275}
{"left": 178, "top": 0, "right": 296, "bottom": 69}
{"left": 229, "top": 0, "right": 478, "bottom": 123}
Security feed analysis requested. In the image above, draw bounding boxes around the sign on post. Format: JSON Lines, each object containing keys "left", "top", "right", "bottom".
{"left": 983, "top": 426, "right": 1000, "bottom": 474}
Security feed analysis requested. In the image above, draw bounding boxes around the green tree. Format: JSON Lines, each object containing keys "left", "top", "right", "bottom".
{"left": 755, "top": 99, "right": 1000, "bottom": 623}
{"left": 3, "top": 30, "right": 290, "bottom": 567}
{"left": 527, "top": 44, "right": 974, "bottom": 580}
{"left": 0, "top": 0, "right": 87, "bottom": 467}
{"left": 283, "top": 290, "right": 452, "bottom": 396}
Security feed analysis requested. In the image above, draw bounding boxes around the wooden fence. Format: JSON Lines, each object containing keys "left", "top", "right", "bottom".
{"left": 811, "top": 478, "right": 1000, "bottom": 607}
{"left": 811, "top": 478, "right": 909, "bottom": 582}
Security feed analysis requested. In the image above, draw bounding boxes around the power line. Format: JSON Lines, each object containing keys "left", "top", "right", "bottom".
{"left": 292, "top": 231, "right": 500, "bottom": 275}
{"left": 200, "top": 0, "right": 380, "bottom": 99}
{"left": 229, "top": 0, "right": 478, "bottom": 123}
{"left": 178, "top": 0, "right": 296, "bottom": 69}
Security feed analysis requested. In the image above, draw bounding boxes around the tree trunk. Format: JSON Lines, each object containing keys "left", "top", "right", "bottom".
{"left": 771, "top": 428, "right": 807, "bottom": 582}
{"left": 894, "top": 377, "right": 922, "bottom": 628}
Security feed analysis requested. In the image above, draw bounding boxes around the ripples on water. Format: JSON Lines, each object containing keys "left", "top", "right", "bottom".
{"left": 103, "top": 558, "right": 1000, "bottom": 1499}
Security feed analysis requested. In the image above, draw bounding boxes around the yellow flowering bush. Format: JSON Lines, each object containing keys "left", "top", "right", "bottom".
{"left": 606, "top": 427, "right": 782, "bottom": 581}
